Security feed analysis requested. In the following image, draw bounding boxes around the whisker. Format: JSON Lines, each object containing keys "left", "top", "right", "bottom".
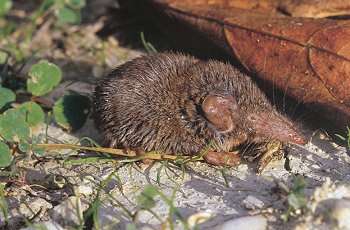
{"left": 240, "top": 141, "right": 255, "bottom": 156}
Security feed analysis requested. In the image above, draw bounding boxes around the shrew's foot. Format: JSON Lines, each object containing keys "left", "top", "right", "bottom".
{"left": 122, "top": 144, "right": 154, "bottom": 165}
{"left": 257, "top": 141, "right": 284, "bottom": 173}
{"left": 132, "top": 147, "right": 154, "bottom": 165}
{"left": 240, "top": 141, "right": 284, "bottom": 173}
{"left": 202, "top": 151, "right": 241, "bottom": 167}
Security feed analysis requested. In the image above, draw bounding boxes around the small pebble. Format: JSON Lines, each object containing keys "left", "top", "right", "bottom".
{"left": 74, "top": 185, "right": 93, "bottom": 196}
{"left": 51, "top": 196, "right": 83, "bottom": 227}
{"left": 242, "top": 195, "right": 265, "bottom": 209}
{"left": 213, "top": 215, "right": 267, "bottom": 230}
{"left": 330, "top": 199, "right": 350, "bottom": 229}
{"left": 187, "top": 210, "right": 213, "bottom": 227}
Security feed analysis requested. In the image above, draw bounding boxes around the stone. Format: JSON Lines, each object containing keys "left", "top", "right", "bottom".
{"left": 51, "top": 196, "right": 83, "bottom": 227}
{"left": 242, "top": 195, "right": 265, "bottom": 209}
{"left": 213, "top": 215, "right": 267, "bottom": 230}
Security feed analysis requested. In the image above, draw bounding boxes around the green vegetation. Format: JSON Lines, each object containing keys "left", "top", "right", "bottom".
{"left": 283, "top": 176, "right": 308, "bottom": 222}
{"left": 73, "top": 167, "right": 192, "bottom": 230}
{"left": 262, "top": 175, "right": 308, "bottom": 222}
{"left": 53, "top": 95, "right": 91, "bottom": 131}
{"left": 140, "top": 32, "right": 157, "bottom": 54}
{"left": 0, "top": 184, "right": 9, "bottom": 228}
{"left": 0, "top": 0, "right": 90, "bottom": 168}
{"left": 335, "top": 126, "right": 350, "bottom": 149}
{"left": 0, "top": 2, "right": 196, "bottom": 228}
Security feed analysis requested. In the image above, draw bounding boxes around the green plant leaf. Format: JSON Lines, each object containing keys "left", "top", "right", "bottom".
{"left": 335, "top": 134, "right": 346, "bottom": 141}
{"left": 54, "top": 0, "right": 65, "bottom": 4}
{"left": 19, "top": 141, "right": 30, "bottom": 152}
{"left": 18, "top": 102, "right": 45, "bottom": 127}
{"left": 32, "top": 146, "right": 46, "bottom": 155}
{"left": 157, "top": 160, "right": 167, "bottom": 187}
{"left": 53, "top": 95, "right": 91, "bottom": 131}
{"left": 0, "top": 182, "right": 9, "bottom": 225}
{"left": 287, "top": 193, "right": 307, "bottom": 210}
{"left": 0, "top": 20, "right": 17, "bottom": 38}
{"left": 0, "top": 87, "right": 15, "bottom": 109}
{"left": 294, "top": 176, "right": 306, "bottom": 193}
{"left": 126, "top": 224, "right": 137, "bottom": 230}
{"left": 0, "top": 108, "right": 29, "bottom": 142}
{"left": 56, "top": 7, "right": 81, "bottom": 24}
{"left": 27, "top": 60, "right": 62, "bottom": 96}
{"left": 140, "top": 32, "right": 157, "bottom": 54}
{"left": 0, "top": 51, "right": 8, "bottom": 65}
{"left": 136, "top": 185, "right": 159, "bottom": 210}
{"left": 66, "top": 0, "right": 86, "bottom": 9}
{"left": 0, "top": 0, "right": 12, "bottom": 16}
{"left": 0, "top": 141, "right": 12, "bottom": 167}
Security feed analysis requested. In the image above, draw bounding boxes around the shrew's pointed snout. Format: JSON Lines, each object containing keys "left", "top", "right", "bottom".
{"left": 286, "top": 131, "right": 306, "bottom": 145}
{"left": 248, "top": 112, "right": 306, "bottom": 145}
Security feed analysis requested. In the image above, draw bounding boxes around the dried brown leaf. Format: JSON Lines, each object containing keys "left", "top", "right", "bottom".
{"left": 279, "top": 0, "right": 350, "bottom": 18}
{"left": 135, "top": 0, "right": 350, "bottom": 127}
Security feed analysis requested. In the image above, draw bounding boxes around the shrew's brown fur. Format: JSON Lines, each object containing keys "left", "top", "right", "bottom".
{"left": 92, "top": 52, "right": 304, "bottom": 155}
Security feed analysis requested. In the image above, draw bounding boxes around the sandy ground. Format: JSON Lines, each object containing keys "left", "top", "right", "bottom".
{"left": 2, "top": 113, "right": 348, "bottom": 229}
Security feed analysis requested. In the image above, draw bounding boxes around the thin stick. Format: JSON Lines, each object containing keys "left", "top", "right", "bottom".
{"left": 35, "top": 143, "right": 240, "bottom": 162}
{"left": 35, "top": 143, "right": 198, "bottom": 161}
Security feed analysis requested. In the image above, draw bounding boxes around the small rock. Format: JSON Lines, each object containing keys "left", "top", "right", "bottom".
{"left": 330, "top": 199, "right": 350, "bottom": 229}
{"left": 51, "top": 196, "right": 83, "bottom": 227}
{"left": 74, "top": 185, "right": 93, "bottom": 197}
{"left": 44, "top": 174, "right": 66, "bottom": 190}
{"left": 242, "top": 195, "right": 265, "bottom": 209}
{"left": 310, "top": 178, "right": 350, "bottom": 212}
{"left": 19, "top": 198, "right": 53, "bottom": 220}
{"left": 96, "top": 203, "right": 122, "bottom": 229}
{"left": 187, "top": 210, "right": 213, "bottom": 227}
{"left": 82, "top": 175, "right": 95, "bottom": 183}
{"left": 295, "top": 179, "right": 350, "bottom": 230}
{"left": 213, "top": 215, "right": 267, "bottom": 230}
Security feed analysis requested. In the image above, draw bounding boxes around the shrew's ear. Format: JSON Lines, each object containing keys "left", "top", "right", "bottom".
{"left": 202, "top": 95, "right": 238, "bottom": 133}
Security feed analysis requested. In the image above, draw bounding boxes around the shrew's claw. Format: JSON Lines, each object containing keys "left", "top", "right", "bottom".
{"left": 257, "top": 141, "right": 284, "bottom": 173}
{"left": 240, "top": 141, "right": 284, "bottom": 173}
